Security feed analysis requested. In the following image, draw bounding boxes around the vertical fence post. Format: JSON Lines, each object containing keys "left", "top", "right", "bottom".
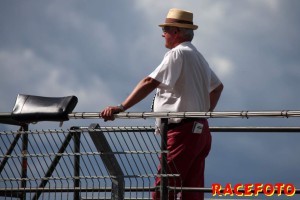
{"left": 72, "top": 127, "right": 81, "bottom": 200}
{"left": 160, "top": 118, "right": 168, "bottom": 200}
{"left": 21, "top": 124, "right": 29, "bottom": 200}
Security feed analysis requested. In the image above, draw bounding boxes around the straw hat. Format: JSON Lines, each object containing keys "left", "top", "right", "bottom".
{"left": 159, "top": 8, "right": 198, "bottom": 30}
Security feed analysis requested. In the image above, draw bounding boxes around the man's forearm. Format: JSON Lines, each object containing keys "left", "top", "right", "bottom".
{"left": 121, "top": 77, "right": 160, "bottom": 110}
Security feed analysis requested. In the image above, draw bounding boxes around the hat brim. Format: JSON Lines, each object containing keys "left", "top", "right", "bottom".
{"left": 159, "top": 23, "right": 198, "bottom": 30}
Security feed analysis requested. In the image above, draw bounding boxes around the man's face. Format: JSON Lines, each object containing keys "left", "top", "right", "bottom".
{"left": 162, "top": 26, "right": 178, "bottom": 49}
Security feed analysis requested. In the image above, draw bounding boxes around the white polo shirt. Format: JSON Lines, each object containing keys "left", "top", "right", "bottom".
{"left": 149, "top": 42, "right": 221, "bottom": 125}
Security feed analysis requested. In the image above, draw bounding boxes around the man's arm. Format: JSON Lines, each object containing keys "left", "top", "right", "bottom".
{"left": 209, "top": 83, "right": 224, "bottom": 111}
{"left": 101, "top": 77, "right": 160, "bottom": 121}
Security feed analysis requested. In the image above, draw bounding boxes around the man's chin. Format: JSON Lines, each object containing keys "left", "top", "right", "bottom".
{"left": 165, "top": 44, "right": 172, "bottom": 49}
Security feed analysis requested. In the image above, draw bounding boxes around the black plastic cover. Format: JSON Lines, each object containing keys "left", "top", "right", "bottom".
{"left": 11, "top": 94, "right": 78, "bottom": 123}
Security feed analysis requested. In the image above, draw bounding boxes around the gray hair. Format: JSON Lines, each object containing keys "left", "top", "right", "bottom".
{"left": 178, "top": 28, "right": 194, "bottom": 41}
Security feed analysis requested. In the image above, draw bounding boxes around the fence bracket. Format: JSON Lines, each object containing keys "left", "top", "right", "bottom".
{"left": 88, "top": 123, "right": 125, "bottom": 200}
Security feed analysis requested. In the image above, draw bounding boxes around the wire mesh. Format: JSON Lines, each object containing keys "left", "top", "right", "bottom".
{"left": 1, "top": 121, "right": 300, "bottom": 199}
{"left": 0, "top": 126, "right": 162, "bottom": 200}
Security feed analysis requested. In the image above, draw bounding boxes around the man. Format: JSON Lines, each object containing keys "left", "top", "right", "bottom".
{"left": 101, "top": 8, "right": 223, "bottom": 200}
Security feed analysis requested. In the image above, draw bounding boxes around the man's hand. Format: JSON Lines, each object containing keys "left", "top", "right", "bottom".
{"left": 100, "top": 106, "right": 123, "bottom": 121}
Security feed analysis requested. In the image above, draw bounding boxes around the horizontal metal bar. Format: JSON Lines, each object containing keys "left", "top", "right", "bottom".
{"left": 1, "top": 110, "right": 300, "bottom": 125}
{"left": 85, "top": 126, "right": 300, "bottom": 133}
{"left": 82, "top": 198, "right": 152, "bottom": 200}
{"left": 82, "top": 198, "right": 153, "bottom": 200}
{"left": 0, "top": 150, "right": 166, "bottom": 159}
{"left": 80, "top": 126, "right": 300, "bottom": 133}
{"left": 76, "top": 126, "right": 155, "bottom": 132}
{"left": 68, "top": 110, "right": 300, "bottom": 119}
{"left": 0, "top": 112, "right": 23, "bottom": 125}
{"left": 81, "top": 198, "right": 263, "bottom": 200}
{"left": 2, "top": 127, "right": 299, "bottom": 136}
{"left": 1, "top": 186, "right": 299, "bottom": 194}
{"left": 0, "top": 173, "right": 179, "bottom": 183}
{"left": 211, "top": 126, "right": 300, "bottom": 132}
{"left": 0, "top": 191, "right": 21, "bottom": 198}
{"left": 0, "top": 187, "right": 156, "bottom": 193}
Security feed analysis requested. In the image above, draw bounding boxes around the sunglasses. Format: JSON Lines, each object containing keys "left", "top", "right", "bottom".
{"left": 162, "top": 26, "right": 172, "bottom": 33}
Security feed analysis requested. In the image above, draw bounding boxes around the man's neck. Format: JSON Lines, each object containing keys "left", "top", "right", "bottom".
{"left": 171, "top": 39, "right": 190, "bottom": 49}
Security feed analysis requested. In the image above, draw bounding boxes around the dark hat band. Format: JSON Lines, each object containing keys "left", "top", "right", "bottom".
{"left": 165, "top": 18, "right": 193, "bottom": 25}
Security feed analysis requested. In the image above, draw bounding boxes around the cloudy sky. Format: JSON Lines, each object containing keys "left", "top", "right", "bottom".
{"left": 1, "top": 0, "right": 300, "bottom": 199}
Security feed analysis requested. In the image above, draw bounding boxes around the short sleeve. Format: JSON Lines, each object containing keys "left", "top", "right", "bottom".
{"left": 149, "top": 50, "right": 183, "bottom": 88}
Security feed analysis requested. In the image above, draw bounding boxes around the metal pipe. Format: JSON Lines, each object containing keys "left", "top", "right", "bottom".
{"left": 2, "top": 126, "right": 300, "bottom": 135}
{"left": 68, "top": 110, "right": 300, "bottom": 119}
{"left": 73, "top": 126, "right": 300, "bottom": 133}
{"left": 210, "top": 126, "right": 300, "bottom": 132}
{"left": 160, "top": 118, "right": 168, "bottom": 200}
{"left": 21, "top": 124, "right": 28, "bottom": 200}
{"left": 72, "top": 127, "right": 81, "bottom": 200}
{"left": 1, "top": 186, "right": 299, "bottom": 194}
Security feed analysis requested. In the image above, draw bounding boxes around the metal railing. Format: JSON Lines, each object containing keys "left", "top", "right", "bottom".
{"left": 1, "top": 110, "right": 300, "bottom": 199}
{"left": 0, "top": 124, "right": 160, "bottom": 200}
{"left": 68, "top": 110, "right": 300, "bottom": 119}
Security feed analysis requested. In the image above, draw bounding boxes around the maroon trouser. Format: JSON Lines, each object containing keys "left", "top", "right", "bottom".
{"left": 152, "top": 118, "right": 211, "bottom": 200}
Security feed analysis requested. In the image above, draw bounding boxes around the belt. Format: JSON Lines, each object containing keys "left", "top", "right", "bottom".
{"left": 168, "top": 118, "right": 201, "bottom": 130}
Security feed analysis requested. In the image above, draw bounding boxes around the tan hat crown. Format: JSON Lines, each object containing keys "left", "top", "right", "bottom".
{"left": 159, "top": 8, "right": 198, "bottom": 30}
